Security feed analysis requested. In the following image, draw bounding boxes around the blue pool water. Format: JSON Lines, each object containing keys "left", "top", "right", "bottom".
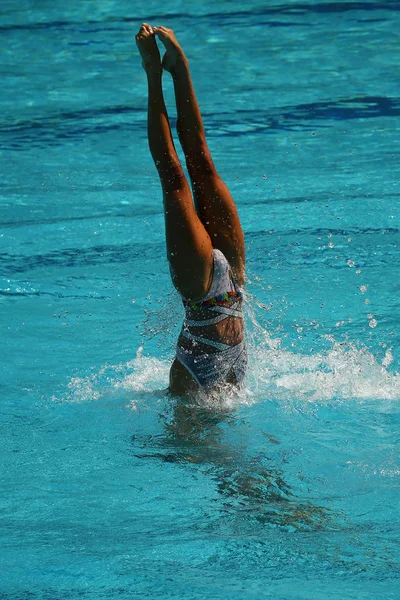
{"left": 1, "top": 1, "right": 400, "bottom": 598}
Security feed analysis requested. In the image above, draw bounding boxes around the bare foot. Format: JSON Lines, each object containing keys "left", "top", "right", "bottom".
{"left": 135, "top": 23, "right": 161, "bottom": 73}
{"left": 154, "top": 26, "right": 187, "bottom": 73}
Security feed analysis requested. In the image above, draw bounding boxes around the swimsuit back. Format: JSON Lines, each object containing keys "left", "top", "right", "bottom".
{"left": 176, "top": 249, "right": 246, "bottom": 388}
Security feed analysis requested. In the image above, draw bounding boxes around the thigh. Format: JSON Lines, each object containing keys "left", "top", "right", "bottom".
{"left": 161, "top": 177, "right": 214, "bottom": 300}
{"left": 169, "top": 358, "right": 200, "bottom": 396}
{"left": 192, "top": 171, "right": 246, "bottom": 286}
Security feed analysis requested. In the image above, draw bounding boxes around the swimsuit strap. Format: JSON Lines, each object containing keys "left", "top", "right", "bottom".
{"left": 185, "top": 313, "right": 229, "bottom": 327}
{"left": 181, "top": 329, "right": 235, "bottom": 351}
{"left": 208, "top": 304, "right": 243, "bottom": 318}
{"left": 185, "top": 302, "right": 243, "bottom": 327}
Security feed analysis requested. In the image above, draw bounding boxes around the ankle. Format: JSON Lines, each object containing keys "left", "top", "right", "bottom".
{"left": 146, "top": 67, "right": 163, "bottom": 85}
{"left": 144, "top": 62, "right": 163, "bottom": 77}
{"left": 170, "top": 56, "right": 189, "bottom": 77}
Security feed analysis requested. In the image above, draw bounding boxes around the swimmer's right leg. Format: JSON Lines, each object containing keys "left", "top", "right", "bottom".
{"left": 136, "top": 24, "right": 213, "bottom": 301}
{"left": 154, "top": 27, "right": 245, "bottom": 286}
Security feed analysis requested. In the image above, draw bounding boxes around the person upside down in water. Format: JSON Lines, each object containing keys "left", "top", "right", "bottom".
{"left": 136, "top": 24, "right": 246, "bottom": 396}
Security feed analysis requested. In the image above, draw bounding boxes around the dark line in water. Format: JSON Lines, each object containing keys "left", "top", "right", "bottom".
{"left": 1, "top": 228, "right": 398, "bottom": 275}
{"left": 0, "top": 211, "right": 138, "bottom": 229}
{"left": 246, "top": 227, "right": 400, "bottom": 241}
{"left": 0, "top": 289, "right": 111, "bottom": 300}
{"left": 206, "top": 96, "right": 400, "bottom": 137}
{"left": 1, "top": 96, "right": 398, "bottom": 150}
{"left": 0, "top": 104, "right": 142, "bottom": 131}
{"left": 0, "top": 2, "right": 399, "bottom": 33}
{"left": 3, "top": 191, "right": 400, "bottom": 228}
{"left": 285, "top": 95, "right": 400, "bottom": 120}
{"left": 0, "top": 242, "right": 162, "bottom": 276}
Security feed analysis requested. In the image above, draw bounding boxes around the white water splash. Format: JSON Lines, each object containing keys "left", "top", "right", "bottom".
{"left": 55, "top": 335, "right": 399, "bottom": 406}
{"left": 247, "top": 337, "right": 399, "bottom": 401}
{"left": 243, "top": 293, "right": 400, "bottom": 400}
{"left": 53, "top": 284, "right": 400, "bottom": 405}
{"left": 52, "top": 346, "right": 169, "bottom": 405}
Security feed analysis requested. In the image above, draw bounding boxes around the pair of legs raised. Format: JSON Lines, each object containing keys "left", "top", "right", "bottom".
{"left": 136, "top": 24, "right": 245, "bottom": 301}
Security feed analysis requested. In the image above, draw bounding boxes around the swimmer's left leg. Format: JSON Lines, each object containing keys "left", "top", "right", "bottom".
{"left": 136, "top": 24, "right": 213, "bottom": 301}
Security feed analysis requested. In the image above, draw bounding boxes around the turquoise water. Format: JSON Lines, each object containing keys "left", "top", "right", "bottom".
{"left": 1, "top": 1, "right": 400, "bottom": 598}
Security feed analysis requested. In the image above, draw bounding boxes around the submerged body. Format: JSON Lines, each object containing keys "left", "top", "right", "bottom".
{"left": 136, "top": 24, "right": 246, "bottom": 396}
{"left": 172, "top": 249, "right": 247, "bottom": 394}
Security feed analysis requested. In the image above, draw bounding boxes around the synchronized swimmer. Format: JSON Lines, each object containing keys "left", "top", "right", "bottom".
{"left": 136, "top": 24, "right": 246, "bottom": 396}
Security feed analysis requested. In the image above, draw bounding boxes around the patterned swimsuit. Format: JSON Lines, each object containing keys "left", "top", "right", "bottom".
{"left": 176, "top": 249, "right": 247, "bottom": 388}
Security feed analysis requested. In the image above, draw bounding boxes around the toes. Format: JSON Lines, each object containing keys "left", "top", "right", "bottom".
{"left": 137, "top": 23, "right": 154, "bottom": 38}
{"left": 155, "top": 26, "right": 173, "bottom": 42}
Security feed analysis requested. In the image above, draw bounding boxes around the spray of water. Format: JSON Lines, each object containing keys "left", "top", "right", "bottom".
{"left": 243, "top": 292, "right": 399, "bottom": 401}
{"left": 56, "top": 291, "right": 400, "bottom": 405}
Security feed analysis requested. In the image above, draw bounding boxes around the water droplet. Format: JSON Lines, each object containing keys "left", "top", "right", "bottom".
{"left": 382, "top": 348, "right": 393, "bottom": 367}
{"left": 347, "top": 260, "right": 355, "bottom": 267}
{"left": 369, "top": 319, "right": 378, "bottom": 328}
{"left": 360, "top": 285, "right": 367, "bottom": 293}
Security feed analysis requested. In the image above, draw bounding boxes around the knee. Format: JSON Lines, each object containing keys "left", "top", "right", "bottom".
{"left": 158, "top": 160, "right": 186, "bottom": 190}
{"left": 162, "top": 176, "right": 192, "bottom": 202}
{"left": 186, "top": 150, "right": 218, "bottom": 182}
